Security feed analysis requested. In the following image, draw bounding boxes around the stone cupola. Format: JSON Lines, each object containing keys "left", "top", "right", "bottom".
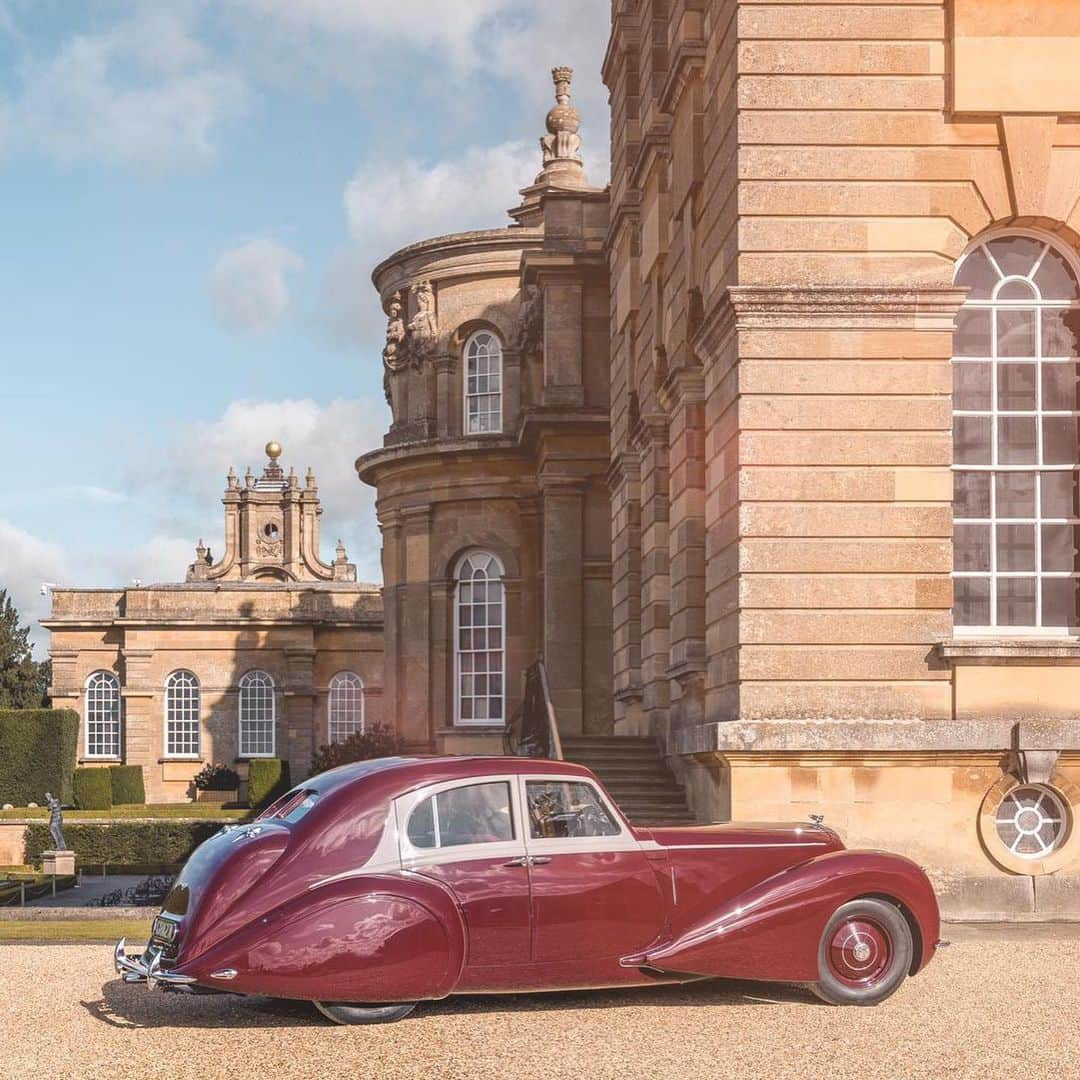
{"left": 187, "top": 442, "right": 356, "bottom": 583}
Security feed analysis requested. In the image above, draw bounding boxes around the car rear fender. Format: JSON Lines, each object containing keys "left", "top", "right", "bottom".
{"left": 633, "top": 850, "right": 940, "bottom": 983}
{"left": 174, "top": 872, "right": 467, "bottom": 1003}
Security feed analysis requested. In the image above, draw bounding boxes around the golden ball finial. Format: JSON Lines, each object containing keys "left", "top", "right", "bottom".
{"left": 265, "top": 441, "right": 282, "bottom": 461}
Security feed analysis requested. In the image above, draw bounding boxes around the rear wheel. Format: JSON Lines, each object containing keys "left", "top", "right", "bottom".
{"left": 313, "top": 1001, "right": 417, "bottom": 1025}
{"left": 811, "top": 898, "right": 912, "bottom": 1007}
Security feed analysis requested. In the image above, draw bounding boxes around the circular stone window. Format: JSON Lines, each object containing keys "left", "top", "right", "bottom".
{"left": 263, "top": 523, "right": 280, "bottom": 539}
{"left": 993, "top": 784, "right": 1069, "bottom": 861}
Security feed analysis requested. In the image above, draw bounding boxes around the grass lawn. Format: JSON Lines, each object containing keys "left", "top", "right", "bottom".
{"left": 0, "top": 918, "right": 152, "bottom": 943}
{"left": 0, "top": 804, "right": 250, "bottom": 821}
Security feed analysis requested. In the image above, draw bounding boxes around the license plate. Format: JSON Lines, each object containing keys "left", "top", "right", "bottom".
{"left": 152, "top": 916, "right": 178, "bottom": 943}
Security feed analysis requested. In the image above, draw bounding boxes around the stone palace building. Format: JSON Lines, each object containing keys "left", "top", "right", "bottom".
{"left": 48, "top": 1, "right": 1080, "bottom": 916}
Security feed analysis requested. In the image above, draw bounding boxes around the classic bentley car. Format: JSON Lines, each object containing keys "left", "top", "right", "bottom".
{"left": 114, "top": 756, "right": 942, "bottom": 1023}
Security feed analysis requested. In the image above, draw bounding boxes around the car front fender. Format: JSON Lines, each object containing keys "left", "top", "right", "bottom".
{"left": 174, "top": 872, "right": 468, "bottom": 1003}
{"left": 633, "top": 849, "right": 940, "bottom": 984}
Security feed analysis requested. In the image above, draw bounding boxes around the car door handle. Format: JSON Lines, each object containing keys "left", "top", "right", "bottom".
{"left": 504, "top": 856, "right": 529, "bottom": 867}
{"left": 529, "top": 856, "right": 552, "bottom": 866}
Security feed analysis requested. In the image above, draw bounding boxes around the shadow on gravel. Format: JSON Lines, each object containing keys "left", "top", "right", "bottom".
{"left": 82, "top": 976, "right": 816, "bottom": 1030}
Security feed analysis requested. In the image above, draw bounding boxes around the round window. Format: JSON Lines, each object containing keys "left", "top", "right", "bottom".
{"left": 994, "top": 785, "right": 1069, "bottom": 860}
{"left": 263, "top": 523, "right": 280, "bottom": 539}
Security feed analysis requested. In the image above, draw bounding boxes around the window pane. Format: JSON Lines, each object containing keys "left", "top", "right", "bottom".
{"left": 997, "top": 578, "right": 1037, "bottom": 626}
{"left": 954, "top": 417, "right": 992, "bottom": 465}
{"left": 526, "top": 781, "right": 621, "bottom": 839}
{"left": 1034, "top": 247, "right": 1080, "bottom": 301}
{"left": 1042, "top": 472, "right": 1078, "bottom": 518}
{"left": 435, "top": 782, "right": 514, "bottom": 846}
{"left": 954, "top": 309, "right": 991, "bottom": 356}
{"left": 954, "top": 472, "right": 991, "bottom": 518}
{"left": 955, "top": 246, "right": 998, "bottom": 299}
{"left": 1042, "top": 524, "right": 1079, "bottom": 573}
{"left": 953, "top": 578, "right": 990, "bottom": 626}
{"left": 1043, "top": 417, "right": 1079, "bottom": 465}
{"left": 997, "top": 310, "right": 1036, "bottom": 357}
{"left": 953, "top": 362, "right": 991, "bottom": 410}
{"left": 998, "top": 280, "right": 1036, "bottom": 301}
{"left": 997, "top": 524, "right": 1036, "bottom": 571}
{"left": 1041, "top": 310, "right": 1080, "bottom": 357}
{"left": 955, "top": 524, "right": 991, "bottom": 572}
{"left": 407, "top": 797, "right": 437, "bottom": 849}
{"left": 998, "top": 417, "right": 1037, "bottom": 464}
{"left": 997, "top": 364, "right": 1036, "bottom": 411}
{"left": 987, "top": 236, "right": 1044, "bottom": 279}
{"left": 1042, "top": 363, "right": 1078, "bottom": 410}
{"left": 995, "top": 472, "right": 1035, "bottom": 518}
{"left": 1042, "top": 578, "right": 1079, "bottom": 628}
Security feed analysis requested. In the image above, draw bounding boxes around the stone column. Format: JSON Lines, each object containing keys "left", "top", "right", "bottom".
{"left": 435, "top": 354, "right": 456, "bottom": 438}
{"left": 540, "top": 477, "right": 586, "bottom": 735}
{"left": 398, "top": 505, "right": 434, "bottom": 748}
{"left": 283, "top": 644, "right": 316, "bottom": 778}
{"left": 609, "top": 453, "right": 645, "bottom": 733}
{"left": 542, "top": 280, "right": 585, "bottom": 408}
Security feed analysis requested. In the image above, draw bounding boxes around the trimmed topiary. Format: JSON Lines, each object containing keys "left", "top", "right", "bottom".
{"left": 109, "top": 765, "right": 146, "bottom": 806}
{"left": 72, "top": 767, "right": 113, "bottom": 811}
{"left": 24, "top": 820, "right": 224, "bottom": 869}
{"left": 247, "top": 758, "right": 291, "bottom": 810}
{"left": 310, "top": 724, "right": 402, "bottom": 775}
{"left": 0, "top": 709, "right": 78, "bottom": 806}
{"left": 193, "top": 763, "right": 240, "bottom": 791}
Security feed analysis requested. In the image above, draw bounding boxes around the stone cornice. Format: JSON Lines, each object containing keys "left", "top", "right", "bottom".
{"left": 657, "top": 363, "right": 705, "bottom": 413}
{"left": 938, "top": 638, "right": 1080, "bottom": 663}
{"left": 520, "top": 250, "right": 607, "bottom": 287}
{"left": 605, "top": 191, "right": 642, "bottom": 253}
{"left": 629, "top": 412, "right": 670, "bottom": 453}
{"left": 629, "top": 118, "right": 673, "bottom": 191}
{"left": 658, "top": 39, "right": 706, "bottom": 115}
{"left": 601, "top": 13, "right": 639, "bottom": 87}
{"left": 606, "top": 449, "right": 642, "bottom": 494}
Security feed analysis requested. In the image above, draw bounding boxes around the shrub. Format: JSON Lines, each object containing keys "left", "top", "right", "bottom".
{"left": 109, "top": 765, "right": 145, "bottom": 806}
{"left": 311, "top": 724, "right": 402, "bottom": 775}
{"left": 0, "top": 709, "right": 78, "bottom": 806}
{"left": 73, "top": 767, "right": 113, "bottom": 811}
{"left": 24, "top": 821, "right": 225, "bottom": 869}
{"left": 247, "top": 758, "right": 291, "bottom": 810}
{"left": 193, "top": 763, "right": 240, "bottom": 791}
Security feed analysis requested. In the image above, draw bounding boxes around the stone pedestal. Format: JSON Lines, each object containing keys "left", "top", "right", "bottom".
{"left": 41, "top": 850, "right": 75, "bottom": 875}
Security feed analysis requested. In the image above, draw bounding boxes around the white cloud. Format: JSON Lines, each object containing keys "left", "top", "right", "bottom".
{"left": 209, "top": 237, "right": 304, "bottom": 334}
{"left": 2, "top": 7, "right": 248, "bottom": 171}
{"left": 0, "top": 519, "right": 68, "bottom": 653}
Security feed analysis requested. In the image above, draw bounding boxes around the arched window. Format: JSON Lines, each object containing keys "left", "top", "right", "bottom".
{"left": 165, "top": 670, "right": 201, "bottom": 757}
{"left": 455, "top": 551, "right": 505, "bottom": 725}
{"left": 238, "top": 671, "right": 275, "bottom": 757}
{"left": 328, "top": 672, "right": 364, "bottom": 743}
{"left": 85, "top": 671, "right": 121, "bottom": 758}
{"left": 464, "top": 330, "right": 503, "bottom": 434}
{"left": 953, "top": 232, "right": 1080, "bottom": 630}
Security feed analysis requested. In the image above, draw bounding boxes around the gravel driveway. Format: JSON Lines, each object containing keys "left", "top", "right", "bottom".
{"left": 0, "top": 936, "right": 1076, "bottom": 1079}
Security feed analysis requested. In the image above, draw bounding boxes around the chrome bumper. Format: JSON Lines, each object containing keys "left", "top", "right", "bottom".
{"left": 114, "top": 938, "right": 197, "bottom": 989}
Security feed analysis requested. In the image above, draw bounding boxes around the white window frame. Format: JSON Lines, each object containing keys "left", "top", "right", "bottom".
{"left": 84, "top": 670, "right": 121, "bottom": 759}
{"left": 952, "top": 227, "right": 1080, "bottom": 636}
{"left": 328, "top": 671, "right": 365, "bottom": 743}
{"left": 463, "top": 329, "right": 503, "bottom": 435}
{"left": 164, "top": 670, "right": 201, "bottom": 759}
{"left": 238, "top": 670, "right": 276, "bottom": 758}
{"left": 453, "top": 550, "right": 506, "bottom": 726}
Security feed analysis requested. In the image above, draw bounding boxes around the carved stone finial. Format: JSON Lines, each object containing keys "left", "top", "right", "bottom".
{"left": 265, "top": 441, "right": 282, "bottom": 461}
{"left": 305, "top": 466, "right": 316, "bottom": 491}
{"left": 244, "top": 467, "right": 255, "bottom": 490}
{"left": 227, "top": 466, "right": 238, "bottom": 491}
{"left": 539, "top": 64, "right": 586, "bottom": 187}
{"left": 335, "top": 539, "right": 347, "bottom": 563}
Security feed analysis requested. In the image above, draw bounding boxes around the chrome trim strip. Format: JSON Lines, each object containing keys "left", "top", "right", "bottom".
{"left": 113, "top": 938, "right": 197, "bottom": 988}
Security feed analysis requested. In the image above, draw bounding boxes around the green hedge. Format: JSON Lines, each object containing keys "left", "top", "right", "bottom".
{"left": 0, "top": 709, "right": 78, "bottom": 806}
{"left": 24, "top": 821, "right": 224, "bottom": 868}
{"left": 248, "top": 759, "right": 291, "bottom": 810}
{"left": 109, "top": 766, "right": 145, "bottom": 806}
{"left": 73, "top": 767, "right": 113, "bottom": 811}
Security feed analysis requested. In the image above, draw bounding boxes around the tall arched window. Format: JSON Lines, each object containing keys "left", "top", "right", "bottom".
{"left": 455, "top": 551, "right": 505, "bottom": 725}
{"left": 85, "top": 671, "right": 121, "bottom": 759}
{"left": 328, "top": 672, "right": 364, "bottom": 743}
{"left": 953, "top": 232, "right": 1080, "bottom": 630}
{"left": 165, "top": 670, "right": 201, "bottom": 757}
{"left": 464, "top": 330, "right": 503, "bottom": 434}
{"left": 238, "top": 670, "right": 276, "bottom": 757}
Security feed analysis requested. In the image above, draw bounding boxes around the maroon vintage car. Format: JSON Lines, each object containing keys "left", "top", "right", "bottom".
{"left": 114, "top": 756, "right": 942, "bottom": 1023}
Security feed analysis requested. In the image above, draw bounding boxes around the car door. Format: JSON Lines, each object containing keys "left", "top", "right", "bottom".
{"left": 521, "top": 775, "right": 666, "bottom": 965}
{"left": 395, "top": 777, "right": 532, "bottom": 967}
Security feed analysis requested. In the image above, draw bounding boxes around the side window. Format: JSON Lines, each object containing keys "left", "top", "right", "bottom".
{"left": 406, "top": 781, "right": 515, "bottom": 850}
{"left": 526, "top": 781, "right": 621, "bottom": 839}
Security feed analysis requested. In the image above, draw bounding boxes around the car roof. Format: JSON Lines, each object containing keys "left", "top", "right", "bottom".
{"left": 304, "top": 755, "right": 595, "bottom": 800}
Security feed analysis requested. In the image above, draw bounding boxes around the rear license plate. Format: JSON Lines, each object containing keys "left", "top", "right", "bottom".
{"left": 152, "top": 916, "right": 178, "bottom": 943}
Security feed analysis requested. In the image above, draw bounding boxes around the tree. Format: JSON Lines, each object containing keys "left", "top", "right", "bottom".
{"left": 0, "top": 589, "right": 49, "bottom": 708}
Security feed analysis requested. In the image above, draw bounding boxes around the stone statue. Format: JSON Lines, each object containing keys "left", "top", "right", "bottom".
{"left": 383, "top": 292, "right": 407, "bottom": 370}
{"left": 517, "top": 284, "right": 544, "bottom": 357}
{"left": 407, "top": 281, "right": 437, "bottom": 344}
{"left": 44, "top": 792, "right": 67, "bottom": 851}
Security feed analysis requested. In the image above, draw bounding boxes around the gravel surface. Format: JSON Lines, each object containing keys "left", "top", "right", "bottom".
{"left": 0, "top": 939, "right": 1076, "bottom": 1079}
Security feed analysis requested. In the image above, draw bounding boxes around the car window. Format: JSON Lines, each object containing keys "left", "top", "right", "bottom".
{"left": 406, "top": 781, "right": 515, "bottom": 849}
{"left": 526, "top": 781, "right": 621, "bottom": 839}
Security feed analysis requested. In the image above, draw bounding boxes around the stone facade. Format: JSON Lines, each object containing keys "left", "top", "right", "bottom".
{"left": 356, "top": 70, "right": 614, "bottom": 755}
{"left": 603, "top": 0, "right": 1080, "bottom": 916}
{"left": 45, "top": 448, "right": 383, "bottom": 802}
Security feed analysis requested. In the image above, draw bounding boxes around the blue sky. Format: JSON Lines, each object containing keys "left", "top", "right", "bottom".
{"left": 0, "top": 1, "right": 610, "bottom": 652}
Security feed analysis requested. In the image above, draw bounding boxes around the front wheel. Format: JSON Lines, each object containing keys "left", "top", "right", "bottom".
{"left": 313, "top": 1001, "right": 417, "bottom": 1025}
{"left": 811, "top": 898, "right": 912, "bottom": 1006}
